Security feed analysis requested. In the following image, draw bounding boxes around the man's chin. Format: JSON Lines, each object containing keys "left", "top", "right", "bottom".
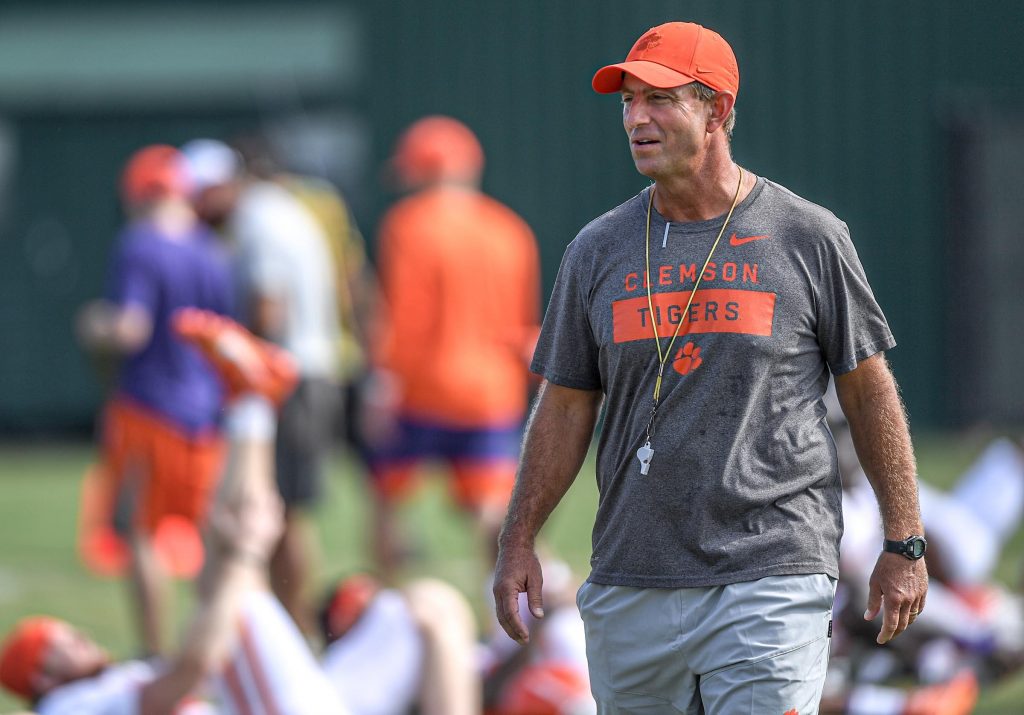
{"left": 632, "top": 164, "right": 660, "bottom": 182}
{"left": 630, "top": 154, "right": 660, "bottom": 178}
{"left": 78, "top": 653, "right": 112, "bottom": 682}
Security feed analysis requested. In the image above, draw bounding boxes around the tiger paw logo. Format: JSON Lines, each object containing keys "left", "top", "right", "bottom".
{"left": 672, "top": 342, "right": 703, "bottom": 375}
{"left": 635, "top": 31, "right": 662, "bottom": 54}
{"left": 784, "top": 710, "right": 799, "bottom": 715}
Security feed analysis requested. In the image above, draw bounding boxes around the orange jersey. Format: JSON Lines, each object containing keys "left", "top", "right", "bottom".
{"left": 374, "top": 186, "right": 540, "bottom": 426}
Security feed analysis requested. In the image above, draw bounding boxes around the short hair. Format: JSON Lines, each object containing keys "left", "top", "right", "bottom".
{"left": 692, "top": 82, "right": 736, "bottom": 140}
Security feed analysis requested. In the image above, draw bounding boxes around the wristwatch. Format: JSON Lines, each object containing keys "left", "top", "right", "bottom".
{"left": 883, "top": 535, "right": 928, "bottom": 560}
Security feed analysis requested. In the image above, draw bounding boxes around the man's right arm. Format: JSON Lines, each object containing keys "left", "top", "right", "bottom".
{"left": 493, "top": 379, "right": 602, "bottom": 644}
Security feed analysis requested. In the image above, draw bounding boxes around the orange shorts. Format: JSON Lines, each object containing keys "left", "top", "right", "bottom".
{"left": 374, "top": 459, "right": 517, "bottom": 512}
{"left": 100, "top": 397, "right": 225, "bottom": 533}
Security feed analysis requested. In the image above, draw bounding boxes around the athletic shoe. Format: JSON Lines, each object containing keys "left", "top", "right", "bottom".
{"left": 172, "top": 308, "right": 298, "bottom": 405}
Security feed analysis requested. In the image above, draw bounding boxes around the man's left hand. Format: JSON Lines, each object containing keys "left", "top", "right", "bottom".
{"left": 864, "top": 551, "right": 928, "bottom": 644}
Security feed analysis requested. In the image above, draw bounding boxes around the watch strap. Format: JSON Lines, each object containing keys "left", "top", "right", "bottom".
{"left": 883, "top": 535, "right": 927, "bottom": 559}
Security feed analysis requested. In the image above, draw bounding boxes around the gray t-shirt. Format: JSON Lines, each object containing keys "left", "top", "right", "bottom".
{"left": 532, "top": 176, "right": 894, "bottom": 587}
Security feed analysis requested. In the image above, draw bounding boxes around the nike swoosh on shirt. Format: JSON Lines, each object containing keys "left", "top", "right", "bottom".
{"left": 729, "top": 233, "right": 770, "bottom": 246}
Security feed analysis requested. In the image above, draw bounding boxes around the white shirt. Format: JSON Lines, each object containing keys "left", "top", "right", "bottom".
{"left": 232, "top": 181, "right": 340, "bottom": 378}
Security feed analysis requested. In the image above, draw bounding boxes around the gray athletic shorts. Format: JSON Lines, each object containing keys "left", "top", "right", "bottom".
{"left": 577, "top": 573, "right": 836, "bottom": 714}
{"left": 275, "top": 376, "right": 338, "bottom": 508}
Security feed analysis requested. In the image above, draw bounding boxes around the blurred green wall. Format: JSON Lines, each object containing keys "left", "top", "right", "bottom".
{"left": 1, "top": 0, "right": 1022, "bottom": 432}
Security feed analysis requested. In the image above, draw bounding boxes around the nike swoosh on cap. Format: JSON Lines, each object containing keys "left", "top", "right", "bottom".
{"left": 729, "top": 233, "right": 770, "bottom": 246}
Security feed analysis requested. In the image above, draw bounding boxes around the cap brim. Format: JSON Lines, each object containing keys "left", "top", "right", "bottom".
{"left": 592, "top": 60, "right": 698, "bottom": 93}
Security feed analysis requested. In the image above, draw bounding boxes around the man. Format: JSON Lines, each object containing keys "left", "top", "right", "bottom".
{"left": 493, "top": 21, "right": 928, "bottom": 714}
{"left": 234, "top": 133, "right": 377, "bottom": 385}
{"left": 75, "top": 144, "right": 235, "bottom": 655}
{"left": 363, "top": 116, "right": 540, "bottom": 580}
{"left": 1, "top": 312, "right": 346, "bottom": 713}
{"left": 183, "top": 139, "right": 342, "bottom": 634}
{"left": 318, "top": 573, "right": 480, "bottom": 715}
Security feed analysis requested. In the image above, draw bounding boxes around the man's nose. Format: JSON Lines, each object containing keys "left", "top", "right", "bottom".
{"left": 624, "top": 98, "right": 650, "bottom": 130}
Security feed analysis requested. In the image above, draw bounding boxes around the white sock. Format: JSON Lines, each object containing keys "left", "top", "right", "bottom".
{"left": 954, "top": 438, "right": 1024, "bottom": 545}
{"left": 225, "top": 394, "right": 275, "bottom": 441}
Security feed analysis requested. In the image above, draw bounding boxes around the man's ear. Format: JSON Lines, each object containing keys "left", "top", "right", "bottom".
{"left": 31, "top": 669, "right": 58, "bottom": 699}
{"left": 706, "top": 92, "right": 736, "bottom": 134}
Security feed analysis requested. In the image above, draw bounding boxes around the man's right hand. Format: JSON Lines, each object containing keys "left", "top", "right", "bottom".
{"left": 492, "top": 543, "right": 545, "bottom": 645}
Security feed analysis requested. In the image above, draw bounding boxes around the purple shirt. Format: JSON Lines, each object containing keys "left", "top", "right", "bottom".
{"left": 109, "top": 220, "right": 234, "bottom": 433}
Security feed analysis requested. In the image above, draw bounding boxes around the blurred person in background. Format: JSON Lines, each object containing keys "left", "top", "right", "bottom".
{"left": 820, "top": 383, "right": 1024, "bottom": 714}
{"left": 362, "top": 116, "right": 540, "bottom": 583}
{"left": 0, "top": 311, "right": 350, "bottom": 714}
{"left": 313, "top": 560, "right": 593, "bottom": 715}
{"left": 75, "top": 144, "right": 235, "bottom": 656}
{"left": 230, "top": 133, "right": 381, "bottom": 461}
{"left": 317, "top": 572, "right": 480, "bottom": 715}
{"left": 182, "top": 138, "right": 342, "bottom": 636}
{"left": 4, "top": 311, "right": 500, "bottom": 715}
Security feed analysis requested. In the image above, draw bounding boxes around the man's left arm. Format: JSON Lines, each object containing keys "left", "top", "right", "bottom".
{"left": 834, "top": 352, "right": 928, "bottom": 644}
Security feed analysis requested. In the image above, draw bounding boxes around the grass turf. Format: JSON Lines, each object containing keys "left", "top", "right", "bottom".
{"left": 0, "top": 432, "right": 1022, "bottom": 712}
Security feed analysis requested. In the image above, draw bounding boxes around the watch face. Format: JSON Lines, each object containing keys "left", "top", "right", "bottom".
{"left": 909, "top": 537, "right": 926, "bottom": 558}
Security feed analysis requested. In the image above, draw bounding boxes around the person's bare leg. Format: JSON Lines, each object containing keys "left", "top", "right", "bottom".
{"left": 370, "top": 490, "right": 406, "bottom": 584}
{"left": 270, "top": 508, "right": 319, "bottom": 634}
{"left": 128, "top": 531, "right": 167, "bottom": 656}
{"left": 197, "top": 394, "right": 278, "bottom": 601}
{"left": 216, "top": 396, "right": 278, "bottom": 514}
{"left": 473, "top": 498, "right": 508, "bottom": 568}
{"left": 454, "top": 460, "right": 516, "bottom": 571}
{"left": 172, "top": 308, "right": 356, "bottom": 713}
{"left": 403, "top": 578, "right": 481, "bottom": 715}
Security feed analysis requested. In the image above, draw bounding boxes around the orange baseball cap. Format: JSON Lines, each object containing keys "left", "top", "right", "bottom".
{"left": 391, "top": 116, "right": 484, "bottom": 187}
{"left": 592, "top": 22, "right": 739, "bottom": 97}
{"left": 0, "top": 616, "right": 63, "bottom": 700}
{"left": 320, "top": 573, "right": 381, "bottom": 643}
{"left": 120, "top": 144, "right": 193, "bottom": 206}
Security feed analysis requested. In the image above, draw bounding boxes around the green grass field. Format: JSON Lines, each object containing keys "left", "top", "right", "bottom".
{"left": 1, "top": 432, "right": 1023, "bottom": 713}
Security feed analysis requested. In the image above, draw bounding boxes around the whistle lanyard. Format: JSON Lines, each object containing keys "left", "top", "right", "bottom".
{"left": 640, "top": 168, "right": 744, "bottom": 449}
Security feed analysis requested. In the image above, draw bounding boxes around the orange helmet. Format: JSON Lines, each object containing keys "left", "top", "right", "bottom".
{"left": 494, "top": 662, "right": 594, "bottom": 715}
{"left": 391, "top": 116, "right": 484, "bottom": 188}
{"left": 319, "top": 573, "right": 382, "bottom": 643}
{"left": 0, "top": 616, "right": 64, "bottom": 700}
{"left": 120, "top": 144, "right": 192, "bottom": 206}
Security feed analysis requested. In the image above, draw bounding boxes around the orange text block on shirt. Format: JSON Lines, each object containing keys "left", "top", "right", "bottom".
{"left": 612, "top": 288, "right": 776, "bottom": 343}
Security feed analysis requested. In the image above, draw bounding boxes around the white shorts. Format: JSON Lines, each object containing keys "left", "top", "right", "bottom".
{"left": 577, "top": 574, "right": 836, "bottom": 714}
{"left": 215, "top": 591, "right": 348, "bottom": 715}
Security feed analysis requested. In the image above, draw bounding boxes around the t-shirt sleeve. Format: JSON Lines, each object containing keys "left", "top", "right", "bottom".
{"left": 108, "top": 241, "right": 157, "bottom": 316}
{"left": 35, "top": 661, "right": 154, "bottom": 715}
{"left": 814, "top": 222, "right": 896, "bottom": 375}
{"left": 530, "top": 238, "right": 603, "bottom": 390}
